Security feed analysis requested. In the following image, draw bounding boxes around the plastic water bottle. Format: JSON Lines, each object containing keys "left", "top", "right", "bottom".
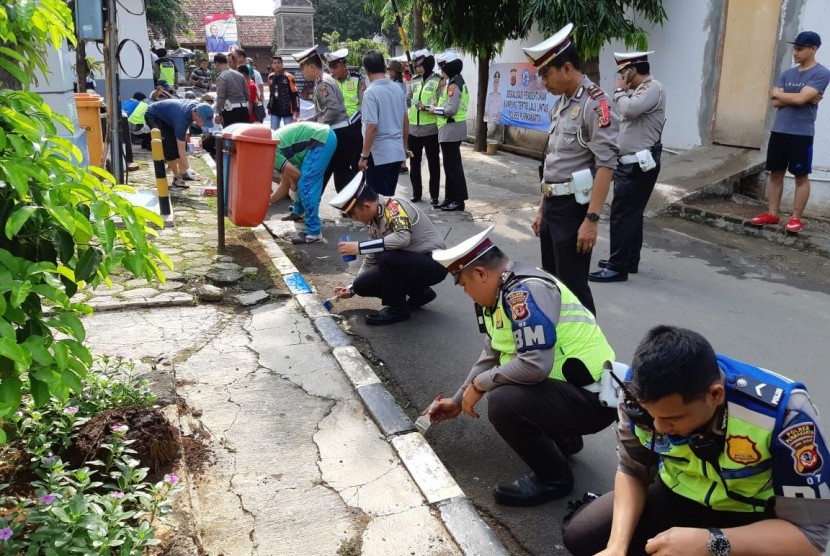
{"left": 340, "top": 235, "right": 356, "bottom": 262}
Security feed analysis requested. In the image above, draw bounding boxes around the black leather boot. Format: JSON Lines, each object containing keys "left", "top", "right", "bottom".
{"left": 492, "top": 437, "right": 574, "bottom": 507}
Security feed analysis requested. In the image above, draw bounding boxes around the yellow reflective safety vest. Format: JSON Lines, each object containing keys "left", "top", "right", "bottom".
{"left": 632, "top": 356, "right": 804, "bottom": 512}
{"left": 337, "top": 74, "right": 362, "bottom": 117}
{"left": 482, "top": 269, "right": 614, "bottom": 384}
{"left": 128, "top": 101, "right": 150, "bottom": 126}
{"left": 157, "top": 58, "right": 176, "bottom": 86}
{"left": 436, "top": 75, "right": 468, "bottom": 129}
{"left": 409, "top": 74, "right": 440, "bottom": 126}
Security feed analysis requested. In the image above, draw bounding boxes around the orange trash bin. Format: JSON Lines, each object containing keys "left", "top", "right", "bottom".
{"left": 223, "top": 123, "right": 279, "bottom": 227}
{"left": 74, "top": 93, "right": 105, "bottom": 167}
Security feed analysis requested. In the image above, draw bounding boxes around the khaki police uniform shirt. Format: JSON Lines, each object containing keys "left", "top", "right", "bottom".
{"left": 614, "top": 77, "right": 666, "bottom": 155}
{"left": 616, "top": 388, "right": 830, "bottom": 550}
{"left": 358, "top": 196, "right": 445, "bottom": 273}
{"left": 437, "top": 76, "right": 467, "bottom": 143}
{"left": 215, "top": 68, "right": 249, "bottom": 115}
{"left": 312, "top": 72, "right": 348, "bottom": 126}
{"left": 452, "top": 262, "right": 564, "bottom": 406}
{"left": 543, "top": 75, "right": 619, "bottom": 184}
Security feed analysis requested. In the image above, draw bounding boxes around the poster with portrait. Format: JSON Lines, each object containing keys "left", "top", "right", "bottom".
{"left": 484, "top": 62, "right": 558, "bottom": 131}
{"left": 204, "top": 13, "right": 238, "bottom": 56}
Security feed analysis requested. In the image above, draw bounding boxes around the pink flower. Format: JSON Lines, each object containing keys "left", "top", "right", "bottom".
{"left": 112, "top": 424, "right": 128, "bottom": 433}
{"left": 39, "top": 493, "right": 58, "bottom": 504}
{"left": 163, "top": 474, "right": 180, "bottom": 485}
{"left": 66, "top": 406, "right": 78, "bottom": 414}
{"left": 112, "top": 491, "right": 125, "bottom": 499}
{"left": 0, "top": 527, "right": 12, "bottom": 541}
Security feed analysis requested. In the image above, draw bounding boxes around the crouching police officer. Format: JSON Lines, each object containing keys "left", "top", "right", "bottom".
{"left": 331, "top": 173, "right": 448, "bottom": 325}
{"left": 427, "top": 226, "right": 618, "bottom": 506}
{"left": 563, "top": 325, "right": 830, "bottom": 556}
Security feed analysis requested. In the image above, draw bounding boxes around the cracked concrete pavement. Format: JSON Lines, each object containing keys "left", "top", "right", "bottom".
{"left": 83, "top": 303, "right": 463, "bottom": 556}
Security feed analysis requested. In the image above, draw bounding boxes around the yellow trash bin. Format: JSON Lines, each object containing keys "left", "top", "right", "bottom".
{"left": 75, "top": 93, "right": 104, "bottom": 167}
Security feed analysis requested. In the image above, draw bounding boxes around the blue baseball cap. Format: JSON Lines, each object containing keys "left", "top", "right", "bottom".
{"left": 194, "top": 103, "right": 214, "bottom": 131}
{"left": 789, "top": 31, "right": 821, "bottom": 47}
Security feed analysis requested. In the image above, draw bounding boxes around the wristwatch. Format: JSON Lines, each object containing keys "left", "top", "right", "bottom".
{"left": 707, "top": 528, "right": 731, "bottom": 556}
{"left": 359, "top": 153, "right": 369, "bottom": 160}
{"left": 585, "top": 212, "right": 600, "bottom": 222}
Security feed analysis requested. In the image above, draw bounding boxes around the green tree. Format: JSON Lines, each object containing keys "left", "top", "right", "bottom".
{"left": 522, "top": 0, "right": 668, "bottom": 81}
{"left": 321, "top": 31, "right": 388, "bottom": 67}
{"left": 312, "top": 0, "right": 383, "bottom": 43}
{"left": 145, "top": 0, "right": 192, "bottom": 45}
{"left": 424, "top": 0, "right": 531, "bottom": 151}
{"left": 0, "top": 0, "right": 170, "bottom": 439}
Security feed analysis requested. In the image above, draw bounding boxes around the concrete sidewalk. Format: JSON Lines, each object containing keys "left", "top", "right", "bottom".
{"left": 78, "top": 148, "right": 506, "bottom": 555}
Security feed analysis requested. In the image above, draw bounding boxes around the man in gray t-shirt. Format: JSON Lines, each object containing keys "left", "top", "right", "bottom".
{"left": 358, "top": 50, "right": 409, "bottom": 197}
{"left": 751, "top": 31, "right": 830, "bottom": 233}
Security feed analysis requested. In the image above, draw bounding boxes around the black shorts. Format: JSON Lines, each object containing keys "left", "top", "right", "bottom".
{"left": 766, "top": 131, "right": 813, "bottom": 176}
{"left": 144, "top": 116, "right": 180, "bottom": 162}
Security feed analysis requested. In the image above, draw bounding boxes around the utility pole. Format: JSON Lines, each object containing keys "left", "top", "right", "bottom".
{"left": 104, "top": 0, "right": 123, "bottom": 183}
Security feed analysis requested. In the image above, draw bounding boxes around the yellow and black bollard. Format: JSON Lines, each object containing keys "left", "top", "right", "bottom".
{"left": 150, "top": 128, "right": 171, "bottom": 216}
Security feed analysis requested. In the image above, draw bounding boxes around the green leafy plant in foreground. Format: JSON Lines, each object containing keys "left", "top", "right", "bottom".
{"left": 0, "top": 0, "right": 172, "bottom": 433}
{"left": 0, "top": 355, "right": 173, "bottom": 553}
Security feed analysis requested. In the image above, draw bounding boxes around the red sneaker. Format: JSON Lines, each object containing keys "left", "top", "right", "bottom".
{"left": 749, "top": 212, "right": 780, "bottom": 226}
{"left": 785, "top": 216, "right": 803, "bottom": 233}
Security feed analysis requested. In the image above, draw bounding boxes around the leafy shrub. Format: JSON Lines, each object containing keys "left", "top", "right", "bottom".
{"left": 0, "top": 1, "right": 172, "bottom": 436}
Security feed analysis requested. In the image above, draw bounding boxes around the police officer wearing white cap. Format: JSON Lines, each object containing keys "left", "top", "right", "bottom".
{"left": 407, "top": 49, "right": 442, "bottom": 205}
{"left": 330, "top": 173, "right": 447, "bottom": 325}
{"left": 524, "top": 23, "right": 619, "bottom": 315}
{"left": 293, "top": 45, "right": 356, "bottom": 193}
{"left": 589, "top": 51, "right": 665, "bottom": 283}
{"left": 325, "top": 48, "right": 366, "bottom": 183}
{"left": 427, "top": 226, "right": 617, "bottom": 507}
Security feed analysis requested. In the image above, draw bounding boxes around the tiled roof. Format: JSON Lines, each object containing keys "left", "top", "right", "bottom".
{"left": 175, "top": 0, "right": 275, "bottom": 49}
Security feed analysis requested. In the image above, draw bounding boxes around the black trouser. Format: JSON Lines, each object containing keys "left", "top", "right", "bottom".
{"left": 440, "top": 141, "right": 468, "bottom": 202}
{"left": 365, "top": 157, "right": 402, "bottom": 196}
{"left": 202, "top": 107, "right": 250, "bottom": 159}
{"left": 409, "top": 133, "right": 441, "bottom": 200}
{"left": 540, "top": 195, "right": 595, "bottom": 315}
{"left": 324, "top": 122, "right": 360, "bottom": 193}
{"left": 352, "top": 250, "right": 448, "bottom": 309}
{"left": 607, "top": 148, "right": 661, "bottom": 273}
{"left": 488, "top": 379, "right": 617, "bottom": 444}
{"left": 562, "top": 480, "right": 769, "bottom": 556}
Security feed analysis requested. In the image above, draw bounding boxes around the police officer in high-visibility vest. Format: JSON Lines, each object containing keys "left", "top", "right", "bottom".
{"left": 524, "top": 24, "right": 620, "bottom": 316}
{"left": 292, "top": 45, "right": 356, "bottom": 193}
{"left": 154, "top": 48, "right": 178, "bottom": 90}
{"left": 426, "top": 52, "right": 469, "bottom": 212}
{"left": 563, "top": 325, "right": 830, "bottom": 556}
{"left": 427, "top": 226, "right": 618, "bottom": 507}
{"left": 325, "top": 48, "right": 365, "bottom": 185}
{"left": 407, "top": 49, "right": 442, "bottom": 205}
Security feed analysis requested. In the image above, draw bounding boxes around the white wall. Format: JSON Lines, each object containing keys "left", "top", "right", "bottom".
{"left": 87, "top": 3, "right": 154, "bottom": 99}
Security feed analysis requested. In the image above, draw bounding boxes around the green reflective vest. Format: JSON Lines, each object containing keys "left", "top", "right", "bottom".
{"left": 337, "top": 75, "right": 362, "bottom": 117}
{"left": 128, "top": 101, "right": 150, "bottom": 125}
{"left": 632, "top": 358, "right": 798, "bottom": 513}
{"left": 483, "top": 273, "right": 614, "bottom": 383}
{"left": 157, "top": 59, "right": 176, "bottom": 86}
{"left": 409, "top": 74, "right": 440, "bottom": 126}
{"left": 436, "top": 75, "right": 468, "bottom": 129}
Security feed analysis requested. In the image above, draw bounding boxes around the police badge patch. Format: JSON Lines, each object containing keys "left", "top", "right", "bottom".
{"left": 726, "top": 435, "right": 762, "bottom": 465}
{"left": 506, "top": 290, "right": 530, "bottom": 321}
{"left": 779, "top": 422, "right": 824, "bottom": 475}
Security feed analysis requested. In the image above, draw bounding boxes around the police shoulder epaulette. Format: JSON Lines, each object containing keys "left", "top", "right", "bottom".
{"left": 587, "top": 84, "right": 606, "bottom": 100}
{"left": 729, "top": 373, "right": 786, "bottom": 409}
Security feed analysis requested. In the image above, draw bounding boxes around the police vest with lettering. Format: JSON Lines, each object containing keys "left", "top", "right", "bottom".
{"left": 633, "top": 356, "right": 802, "bottom": 512}
{"left": 482, "top": 273, "right": 614, "bottom": 384}
{"left": 409, "top": 74, "right": 440, "bottom": 126}
{"left": 436, "top": 75, "right": 468, "bottom": 128}
{"left": 337, "top": 75, "right": 361, "bottom": 117}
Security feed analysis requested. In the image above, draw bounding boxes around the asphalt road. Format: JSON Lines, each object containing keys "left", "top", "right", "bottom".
{"left": 267, "top": 146, "right": 830, "bottom": 555}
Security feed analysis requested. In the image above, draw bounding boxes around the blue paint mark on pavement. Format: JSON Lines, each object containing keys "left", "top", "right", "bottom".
{"left": 284, "top": 273, "right": 313, "bottom": 295}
